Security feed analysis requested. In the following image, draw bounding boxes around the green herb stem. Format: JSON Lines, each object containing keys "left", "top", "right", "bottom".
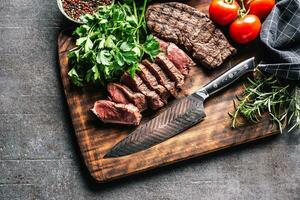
{"left": 230, "top": 73, "right": 300, "bottom": 133}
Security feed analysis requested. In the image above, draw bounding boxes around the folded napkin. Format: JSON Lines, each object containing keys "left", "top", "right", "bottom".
{"left": 259, "top": 0, "right": 300, "bottom": 81}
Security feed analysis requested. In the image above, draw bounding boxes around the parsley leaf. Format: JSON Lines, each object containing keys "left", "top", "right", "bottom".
{"left": 67, "top": 0, "right": 160, "bottom": 86}
{"left": 143, "top": 35, "right": 160, "bottom": 60}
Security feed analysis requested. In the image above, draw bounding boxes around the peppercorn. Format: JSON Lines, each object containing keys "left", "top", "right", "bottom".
{"left": 62, "top": 0, "right": 112, "bottom": 21}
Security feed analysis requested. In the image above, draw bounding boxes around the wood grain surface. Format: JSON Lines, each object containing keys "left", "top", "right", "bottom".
{"left": 57, "top": 1, "right": 278, "bottom": 182}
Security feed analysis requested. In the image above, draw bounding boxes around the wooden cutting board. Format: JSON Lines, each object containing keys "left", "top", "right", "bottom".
{"left": 58, "top": 1, "right": 278, "bottom": 182}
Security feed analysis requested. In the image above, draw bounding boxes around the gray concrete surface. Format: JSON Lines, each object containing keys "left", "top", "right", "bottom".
{"left": 0, "top": 1, "right": 299, "bottom": 199}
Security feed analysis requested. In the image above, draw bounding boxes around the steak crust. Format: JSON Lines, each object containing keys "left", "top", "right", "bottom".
{"left": 155, "top": 54, "right": 185, "bottom": 89}
{"left": 138, "top": 63, "right": 170, "bottom": 104}
{"left": 146, "top": 2, "right": 236, "bottom": 69}
{"left": 107, "top": 83, "right": 148, "bottom": 111}
{"left": 142, "top": 60, "right": 178, "bottom": 97}
{"left": 121, "top": 72, "right": 165, "bottom": 110}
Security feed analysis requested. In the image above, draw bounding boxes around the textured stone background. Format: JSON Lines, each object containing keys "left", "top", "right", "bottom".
{"left": 0, "top": 1, "right": 299, "bottom": 199}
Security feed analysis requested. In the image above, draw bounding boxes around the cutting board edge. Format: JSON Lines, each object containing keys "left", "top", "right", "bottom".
{"left": 91, "top": 130, "right": 279, "bottom": 183}
{"left": 57, "top": 32, "right": 106, "bottom": 181}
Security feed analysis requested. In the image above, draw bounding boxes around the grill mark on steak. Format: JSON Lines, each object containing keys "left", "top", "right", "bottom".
{"left": 149, "top": 17, "right": 226, "bottom": 68}
{"left": 142, "top": 60, "right": 178, "bottom": 97}
{"left": 121, "top": 72, "right": 164, "bottom": 110}
{"left": 91, "top": 100, "right": 142, "bottom": 126}
{"left": 155, "top": 54, "right": 185, "bottom": 89}
{"left": 107, "top": 83, "right": 147, "bottom": 111}
{"left": 146, "top": 2, "right": 236, "bottom": 69}
{"left": 137, "top": 63, "right": 170, "bottom": 104}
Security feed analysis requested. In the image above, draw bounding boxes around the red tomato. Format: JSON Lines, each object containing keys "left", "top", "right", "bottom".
{"left": 209, "top": 0, "right": 240, "bottom": 26}
{"left": 229, "top": 14, "right": 261, "bottom": 44}
{"left": 245, "top": 0, "right": 275, "bottom": 20}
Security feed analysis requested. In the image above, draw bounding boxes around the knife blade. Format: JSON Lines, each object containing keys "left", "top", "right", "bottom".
{"left": 104, "top": 57, "right": 256, "bottom": 158}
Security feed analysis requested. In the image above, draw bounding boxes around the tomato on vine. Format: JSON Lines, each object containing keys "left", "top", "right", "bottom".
{"left": 228, "top": 0, "right": 263, "bottom": 44}
{"left": 209, "top": 0, "right": 240, "bottom": 26}
{"left": 245, "top": 0, "right": 275, "bottom": 20}
{"left": 209, "top": 0, "right": 274, "bottom": 44}
{"left": 229, "top": 14, "right": 261, "bottom": 44}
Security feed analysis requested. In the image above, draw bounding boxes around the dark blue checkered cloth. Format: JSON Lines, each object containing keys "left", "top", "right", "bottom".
{"left": 259, "top": 0, "right": 300, "bottom": 81}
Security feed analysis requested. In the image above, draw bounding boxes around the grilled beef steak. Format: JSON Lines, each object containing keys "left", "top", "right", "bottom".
{"left": 138, "top": 64, "right": 170, "bottom": 103}
{"left": 107, "top": 83, "right": 147, "bottom": 111}
{"left": 155, "top": 54, "right": 185, "bottom": 88}
{"left": 142, "top": 60, "right": 178, "bottom": 97}
{"left": 121, "top": 72, "right": 164, "bottom": 110}
{"left": 156, "top": 38, "right": 195, "bottom": 76}
{"left": 146, "top": 2, "right": 236, "bottom": 69}
{"left": 91, "top": 100, "right": 142, "bottom": 126}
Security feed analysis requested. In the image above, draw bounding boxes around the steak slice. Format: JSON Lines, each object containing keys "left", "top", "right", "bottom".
{"left": 137, "top": 63, "right": 170, "bottom": 104}
{"left": 167, "top": 43, "right": 195, "bottom": 76}
{"left": 121, "top": 72, "right": 164, "bottom": 110}
{"left": 107, "top": 83, "right": 130, "bottom": 104}
{"left": 91, "top": 100, "right": 142, "bottom": 126}
{"left": 146, "top": 2, "right": 236, "bottom": 69}
{"left": 155, "top": 37, "right": 195, "bottom": 76}
{"left": 155, "top": 54, "right": 185, "bottom": 88}
{"left": 142, "top": 60, "right": 178, "bottom": 97}
{"left": 107, "top": 83, "right": 147, "bottom": 111}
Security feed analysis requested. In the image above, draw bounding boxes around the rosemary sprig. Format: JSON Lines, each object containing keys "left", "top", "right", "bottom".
{"left": 287, "top": 88, "right": 300, "bottom": 132}
{"left": 230, "top": 73, "right": 300, "bottom": 133}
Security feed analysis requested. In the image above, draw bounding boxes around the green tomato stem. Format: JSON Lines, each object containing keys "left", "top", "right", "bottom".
{"left": 238, "top": 0, "right": 249, "bottom": 18}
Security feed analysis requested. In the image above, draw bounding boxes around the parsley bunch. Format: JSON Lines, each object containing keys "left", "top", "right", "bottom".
{"left": 68, "top": 0, "right": 160, "bottom": 86}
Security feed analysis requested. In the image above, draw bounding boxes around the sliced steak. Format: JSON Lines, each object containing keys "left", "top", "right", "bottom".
{"left": 155, "top": 37, "right": 195, "bottom": 76}
{"left": 146, "top": 2, "right": 236, "bottom": 69}
{"left": 107, "top": 83, "right": 147, "bottom": 111}
{"left": 107, "top": 83, "right": 130, "bottom": 104}
{"left": 167, "top": 43, "right": 195, "bottom": 76}
{"left": 155, "top": 54, "right": 185, "bottom": 88}
{"left": 121, "top": 72, "right": 164, "bottom": 110}
{"left": 142, "top": 60, "right": 178, "bottom": 97}
{"left": 91, "top": 100, "right": 142, "bottom": 126}
{"left": 155, "top": 37, "right": 194, "bottom": 76}
{"left": 137, "top": 63, "right": 170, "bottom": 103}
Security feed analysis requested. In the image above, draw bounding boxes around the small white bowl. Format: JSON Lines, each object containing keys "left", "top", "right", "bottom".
{"left": 57, "top": 0, "right": 84, "bottom": 24}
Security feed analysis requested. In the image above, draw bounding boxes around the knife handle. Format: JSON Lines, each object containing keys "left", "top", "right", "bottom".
{"left": 197, "top": 57, "right": 256, "bottom": 98}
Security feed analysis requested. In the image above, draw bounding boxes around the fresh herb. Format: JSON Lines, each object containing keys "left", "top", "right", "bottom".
{"left": 230, "top": 72, "right": 300, "bottom": 133}
{"left": 287, "top": 88, "right": 300, "bottom": 132}
{"left": 68, "top": 0, "right": 160, "bottom": 86}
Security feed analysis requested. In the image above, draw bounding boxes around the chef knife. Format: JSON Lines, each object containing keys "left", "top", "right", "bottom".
{"left": 104, "top": 57, "right": 256, "bottom": 158}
